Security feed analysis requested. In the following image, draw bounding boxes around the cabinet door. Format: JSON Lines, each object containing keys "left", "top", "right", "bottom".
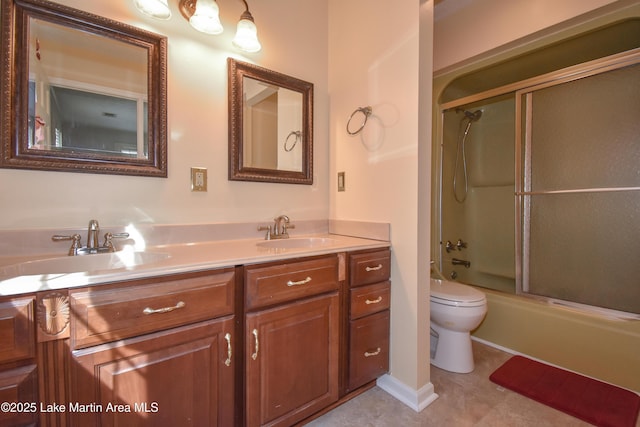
{"left": 0, "top": 365, "right": 38, "bottom": 427}
{"left": 69, "top": 317, "right": 235, "bottom": 427}
{"left": 246, "top": 293, "right": 339, "bottom": 427}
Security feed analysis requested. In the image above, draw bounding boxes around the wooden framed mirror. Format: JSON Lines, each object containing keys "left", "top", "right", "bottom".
{"left": 228, "top": 58, "right": 313, "bottom": 184}
{"left": 0, "top": 0, "right": 167, "bottom": 177}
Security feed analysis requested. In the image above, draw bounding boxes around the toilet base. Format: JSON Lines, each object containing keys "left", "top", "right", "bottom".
{"left": 430, "top": 323, "right": 475, "bottom": 373}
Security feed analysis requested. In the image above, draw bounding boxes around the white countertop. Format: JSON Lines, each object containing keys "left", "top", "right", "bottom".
{"left": 0, "top": 233, "right": 390, "bottom": 297}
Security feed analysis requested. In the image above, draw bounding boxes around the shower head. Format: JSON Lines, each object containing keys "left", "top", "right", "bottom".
{"left": 455, "top": 107, "right": 482, "bottom": 122}
{"left": 464, "top": 110, "right": 482, "bottom": 122}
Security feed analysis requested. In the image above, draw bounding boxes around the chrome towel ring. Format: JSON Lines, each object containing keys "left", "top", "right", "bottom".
{"left": 346, "top": 106, "right": 372, "bottom": 135}
{"left": 284, "top": 131, "right": 301, "bottom": 152}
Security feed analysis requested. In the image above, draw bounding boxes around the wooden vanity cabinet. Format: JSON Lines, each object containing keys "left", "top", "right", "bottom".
{"left": 244, "top": 255, "right": 340, "bottom": 427}
{"left": 0, "top": 296, "right": 38, "bottom": 427}
{"left": 67, "top": 268, "right": 238, "bottom": 427}
{"left": 346, "top": 249, "right": 391, "bottom": 392}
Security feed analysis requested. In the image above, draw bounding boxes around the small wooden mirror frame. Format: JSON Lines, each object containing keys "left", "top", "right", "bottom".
{"left": 228, "top": 58, "right": 314, "bottom": 184}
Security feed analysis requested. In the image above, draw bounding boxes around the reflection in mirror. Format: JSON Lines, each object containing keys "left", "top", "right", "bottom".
{"left": 1, "top": 0, "right": 167, "bottom": 176}
{"left": 242, "top": 76, "right": 303, "bottom": 172}
{"left": 28, "top": 18, "right": 148, "bottom": 158}
{"left": 228, "top": 58, "right": 313, "bottom": 184}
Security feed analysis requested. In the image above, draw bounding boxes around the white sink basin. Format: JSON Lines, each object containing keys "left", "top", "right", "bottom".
{"left": 0, "top": 251, "right": 170, "bottom": 279}
{"left": 256, "top": 237, "right": 338, "bottom": 249}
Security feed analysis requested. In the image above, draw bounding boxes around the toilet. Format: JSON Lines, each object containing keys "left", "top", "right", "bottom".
{"left": 430, "top": 278, "right": 487, "bottom": 373}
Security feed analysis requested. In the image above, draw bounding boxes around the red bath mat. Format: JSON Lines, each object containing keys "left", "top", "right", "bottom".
{"left": 490, "top": 355, "right": 640, "bottom": 427}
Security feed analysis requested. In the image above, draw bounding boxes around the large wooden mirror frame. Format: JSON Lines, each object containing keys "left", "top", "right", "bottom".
{"left": 0, "top": 0, "right": 167, "bottom": 177}
{"left": 228, "top": 58, "right": 313, "bottom": 184}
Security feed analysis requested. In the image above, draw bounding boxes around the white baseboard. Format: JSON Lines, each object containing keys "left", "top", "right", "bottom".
{"left": 376, "top": 374, "right": 439, "bottom": 412}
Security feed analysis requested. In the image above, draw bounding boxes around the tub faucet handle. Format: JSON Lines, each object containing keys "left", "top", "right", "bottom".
{"left": 444, "top": 240, "right": 455, "bottom": 253}
{"left": 455, "top": 239, "right": 467, "bottom": 250}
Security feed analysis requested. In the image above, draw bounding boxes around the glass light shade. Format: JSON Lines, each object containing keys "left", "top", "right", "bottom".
{"left": 189, "top": 0, "right": 223, "bottom": 35}
{"left": 232, "top": 18, "right": 261, "bottom": 53}
{"left": 134, "top": 0, "right": 171, "bottom": 20}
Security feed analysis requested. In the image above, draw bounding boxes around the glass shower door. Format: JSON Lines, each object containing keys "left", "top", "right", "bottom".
{"left": 518, "top": 59, "right": 640, "bottom": 315}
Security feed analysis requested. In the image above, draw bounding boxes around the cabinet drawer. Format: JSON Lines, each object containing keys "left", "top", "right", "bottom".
{"left": 348, "top": 310, "right": 390, "bottom": 391}
{"left": 350, "top": 281, "right": 390, "bottom": 320}
{"left": 245, "top": 256, "right": 338, "bottom": 310}
{"left": 70, "top": 269, "right": 235, "bottom": 349}
{"left": 349, "top": 250, "right": 391, "bottom": 287}
{"left": 0, "top": 297, "right": 35, "bottom": 364}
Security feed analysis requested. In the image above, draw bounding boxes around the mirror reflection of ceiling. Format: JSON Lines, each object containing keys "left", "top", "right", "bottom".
{"left": 50, "top": 86, "right": 138, "bottom": 134}
{"left": 31, "top": 18, "right": 147, "bottom": 94}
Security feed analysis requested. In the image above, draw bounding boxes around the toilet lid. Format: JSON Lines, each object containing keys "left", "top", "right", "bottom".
{"left": 430, "top": 279, "right": 486, "bottom": 307}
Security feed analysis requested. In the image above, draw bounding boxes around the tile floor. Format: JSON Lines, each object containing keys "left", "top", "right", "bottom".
{"left": 307, "top": 341, "right": 639, "bottom": 426}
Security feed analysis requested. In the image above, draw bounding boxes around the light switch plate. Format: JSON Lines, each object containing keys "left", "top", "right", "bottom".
{"left": 191, "top": 167, "right": 207, "bottom": 192}
{"left": 338, "top": 171, "right": 345, "bottom": 192}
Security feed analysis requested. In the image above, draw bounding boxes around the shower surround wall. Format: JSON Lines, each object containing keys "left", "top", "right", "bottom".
{"left": 439, "top": 96, "right": 515, "bottom": 293}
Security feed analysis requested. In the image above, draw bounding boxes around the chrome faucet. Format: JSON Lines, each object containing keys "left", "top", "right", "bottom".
{"left": 52, "top": 219, "right": 129, "bottom": 255}
{"left": 273, "top": 215, "right": 289, "bottom": 238}
{"left": 272, "top": 215, "right": 295, "bottom": 239}
{"left": 87, "top": 219, "right": 100, "bottom": 250}
{"left": 258, "top": 215, "right": 295, "bottom": 240}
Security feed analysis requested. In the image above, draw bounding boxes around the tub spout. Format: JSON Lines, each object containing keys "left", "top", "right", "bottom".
{"left": 452, "top": 258, "right": 471, "bottom": 268}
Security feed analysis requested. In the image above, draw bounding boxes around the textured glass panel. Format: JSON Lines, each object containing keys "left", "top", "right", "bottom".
{"left": 529, "top": 63, "right": 640, "bottom": 191}
{"left": 527, "top": 192, "right": 640, "bottom": 314}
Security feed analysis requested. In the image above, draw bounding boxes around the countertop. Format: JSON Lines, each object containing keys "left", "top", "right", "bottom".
{"left": 0, "top": 233, "right": 390, "bottom": 297}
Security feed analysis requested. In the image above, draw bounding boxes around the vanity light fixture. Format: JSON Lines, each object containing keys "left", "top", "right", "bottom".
{"left": 182, "top": 0, "right": 223, "bottom": 35}
{"left": 135, "top": 0, "right": 261, "bottom": 52}
{"left": 134, "top": 0, "right": 172, "bottom": 20}
{"left": 231, "top": 1, "right": 261, "bottom": 53}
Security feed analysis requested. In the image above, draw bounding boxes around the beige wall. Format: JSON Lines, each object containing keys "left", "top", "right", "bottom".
{"left": 434, "top": 0, "right": 620, "bottom": 72}
{"left": 0, "top": 0, "right": 330, "bottom": 229}
{"left": 328, "top": 0, "right": 433, "bottom": 402}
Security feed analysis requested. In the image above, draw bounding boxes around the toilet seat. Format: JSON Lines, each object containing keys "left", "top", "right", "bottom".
{"left": 430, "top": 279, "right": 486, "bottom": 307}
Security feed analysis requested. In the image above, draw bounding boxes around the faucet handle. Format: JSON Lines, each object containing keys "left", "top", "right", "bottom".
{"left": 52, "top": 234, "right": 82, "bottom": 256}
{"left": 102, "top": 232, "right": 130, "bottom": 252}
{"left": 258, "top": 225, "right": 272, "bottom": 240}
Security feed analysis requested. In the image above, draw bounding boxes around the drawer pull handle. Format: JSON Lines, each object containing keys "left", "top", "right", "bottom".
{"left": 224, "top": 333, "right": 232, "bottom": 367}
{"left": 287, "top": 276, "right": 312, "bottom": 287}
{"left": 251, "top": 329, "right": 259, "bottom": 360}
{"left": 364, "top": 347, "right": 382, "bottom": 357}
{"left": 142, "top": 301, "right": 185, "bottom": 315}
{"left": 365, "top": 296, "right": 383, "bottom": 305}
{"left": 365, "top": 264, "right": 383, "bottom": 272}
